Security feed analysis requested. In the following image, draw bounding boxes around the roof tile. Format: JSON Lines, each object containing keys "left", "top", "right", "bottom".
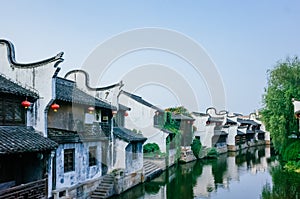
{"left": 0, "top": 74, "right": 38, "bottom": 99}
{"left": 55, "top": 77, "right": 115, "bottom": 109}
{"left": 113, "top": 127, "right": 147, "bottom": 142}
{"left": 0, "top": 126, "right": 58, "bottom": 154}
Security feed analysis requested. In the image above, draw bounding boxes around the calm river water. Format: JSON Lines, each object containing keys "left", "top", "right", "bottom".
{"left": 111, "top": 146, "right": 300, "bottom": 199}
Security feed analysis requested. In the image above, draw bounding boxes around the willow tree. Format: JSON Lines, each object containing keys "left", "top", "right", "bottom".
{"left": 261, "top": 56, "right": 300, "bottom": 153}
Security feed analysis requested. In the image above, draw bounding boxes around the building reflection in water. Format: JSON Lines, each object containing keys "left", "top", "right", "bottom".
{"left": 111, "top": 146, "right": 274, "bottom": 199}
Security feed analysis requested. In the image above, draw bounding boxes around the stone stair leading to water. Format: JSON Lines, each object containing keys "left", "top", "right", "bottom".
{"left": 143, "top": 161, "right": 163, "bottom": 181}
{"left": 90, "top": 174, "right": 114, "bottom": 199}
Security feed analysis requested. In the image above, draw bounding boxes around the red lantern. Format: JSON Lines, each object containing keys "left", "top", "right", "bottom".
{"left": 21, "top": 100, "right": 31, "bottom": 109}
{"left": 88, "top": 107, "right": 95, "bottom": 114}
{"left": 124, "top": 111, "right": 129, "bottom": 117}
{"left": 51, "top": 103, "right": 60, "bottom": 112}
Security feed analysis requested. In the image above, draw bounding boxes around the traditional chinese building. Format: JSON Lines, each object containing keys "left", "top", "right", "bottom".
{"left": 0, "top": 38, "right": 62, "bottom": 198}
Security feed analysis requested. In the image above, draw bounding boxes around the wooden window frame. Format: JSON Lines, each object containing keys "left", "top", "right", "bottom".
{"left": 89, "top": 146, "right": 97, "bottom": 166}
{"left": 64, "top": 149, "right": 75, "bottom": 173}
{"left": 0, "top": 95, "right": 25, "bottom": 125}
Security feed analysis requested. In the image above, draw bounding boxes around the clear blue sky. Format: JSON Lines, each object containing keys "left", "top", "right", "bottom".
{"left": 1, "top": 1, "right": 299, "bottom": 114}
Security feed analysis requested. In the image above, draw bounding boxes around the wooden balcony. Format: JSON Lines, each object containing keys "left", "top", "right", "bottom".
{"left": 0, "top": 178, "right": 47, "bottom": 199}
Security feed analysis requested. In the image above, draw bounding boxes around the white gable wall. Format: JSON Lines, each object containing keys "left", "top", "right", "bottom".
{"left": 0, "top": 42, "right": 61, "bottom": 135}
{"left": 119, "top": 94, "right": 168, "bottom": 153}
{"left": 192, "top": 113, "right": 209, "bottom": 140}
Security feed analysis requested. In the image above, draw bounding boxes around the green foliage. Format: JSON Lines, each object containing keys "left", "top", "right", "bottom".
{"left": 260, "top": 166, "right": 300, "bottom": 199}
{"left": 164, "top": 106, "right": 193, "bottom": 162}
{"left": 191, "top": 138, "right": 202, "bottom": 158}
{"left": 206, "top": 147, "right": 218, "bottom": 159}
{"left": 175, "top": 133, "right": 182, "bottom": 160}
{"left": 165, "top": 106, "right": 191, "bottom": 117}
{"left": 282, "top": 140, "right": 300, "bottom": 162}
{"left": 163, "top": 111, "right": 181, "bottom": 134}
{"left": 260, "top": 183, "right": 274, "bottom": 199}
{"left": 143, "top": 143, "right": 160, "bottom": 153}
{"left": 261, "top": 56, "right": 300, "bottom": 153}
{"left": 164, "top": 123, "right": 181, "bottom": 134}
{"left": 163, "top": 106, "right": 192, "bottom": 134}
{"left": 284, "top": 161, "right": 300, "bottom": 172}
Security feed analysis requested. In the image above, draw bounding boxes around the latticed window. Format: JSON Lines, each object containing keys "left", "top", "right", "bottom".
{"left": 64, "top": 149, "right": 75, "bottom": 172}
{"left": 0, "top": 95, "right": 25, "bottom": 125}
{"left": 89, "top": 146, "right": 97, "bottom": 166}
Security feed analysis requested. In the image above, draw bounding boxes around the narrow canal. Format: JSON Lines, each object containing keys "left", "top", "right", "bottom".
{"left": 111, "top": 146, "right": 300, "bottom": 199}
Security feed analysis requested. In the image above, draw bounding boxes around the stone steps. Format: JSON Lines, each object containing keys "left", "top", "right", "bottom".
{"left": 90, "top": 174, "right": 114, "bottom": 199}
{"left": 143, "top": 161, "right": 163, "bottom": 181}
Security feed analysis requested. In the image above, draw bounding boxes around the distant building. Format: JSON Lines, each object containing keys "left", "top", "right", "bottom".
{"left": 192, "top": 107, "right": 270, "bottom": 152}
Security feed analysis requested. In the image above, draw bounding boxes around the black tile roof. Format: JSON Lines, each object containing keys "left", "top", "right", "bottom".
{"left": 121, "top": 91, "right": 163, "bottom": 112}
{"left": 237, "top": 118, "right": 259, "bottom": 126}
{"left": 119, "top": 104, "right": 131, "bottom": 111}
{"left": 214, "top": 130, "right": 228, "bottom": 136}
{"left": 153, "top": 125, "right": 175, "bottom": 135}
{"left": 256, "top": 130, "right": 265, "bottom": 134}
{"left": 208, "top": 117, "right": 223, "bottom": 123}
{"left": 0, "top": 126, "right": 58, "bottom": 155}
{"left": 113, "top": 127, "right": 147, "bottom": 143}
{"left": 237, "top": 130, "right": 245, "bottom": 135}
{"left": 48, "top": 125, "right": 109, "bottom": 144}
{"left": 0, "top": 74, "right": 38, "bottom": 99}
{"left": 226, "top": 118, "right": 237, "bottom": 124}
{"left": 246, "top": 130, "right": 255, "bottom": 134}
{"left": 192, "top": 112, "right": 208, "bottom": 117}
{"left": 172, "top": 114, "right": 195, "bottom": 121}
{"left": 48, "top": 128, "right": 80, "bottom": 144}
{"left": 55, "top": 77, "right": 116, "bottom": 110}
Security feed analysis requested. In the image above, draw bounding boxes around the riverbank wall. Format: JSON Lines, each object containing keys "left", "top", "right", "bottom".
{"left": 85, "top": 142, "right": 271, "bottom": 199}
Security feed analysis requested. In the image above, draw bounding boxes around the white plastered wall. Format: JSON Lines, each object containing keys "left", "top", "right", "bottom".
{"left": 119, "top": 94, "right": 168, "bottom": 153}
{"left": 0, "top": 43, "right": 61, "bottom": 135}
